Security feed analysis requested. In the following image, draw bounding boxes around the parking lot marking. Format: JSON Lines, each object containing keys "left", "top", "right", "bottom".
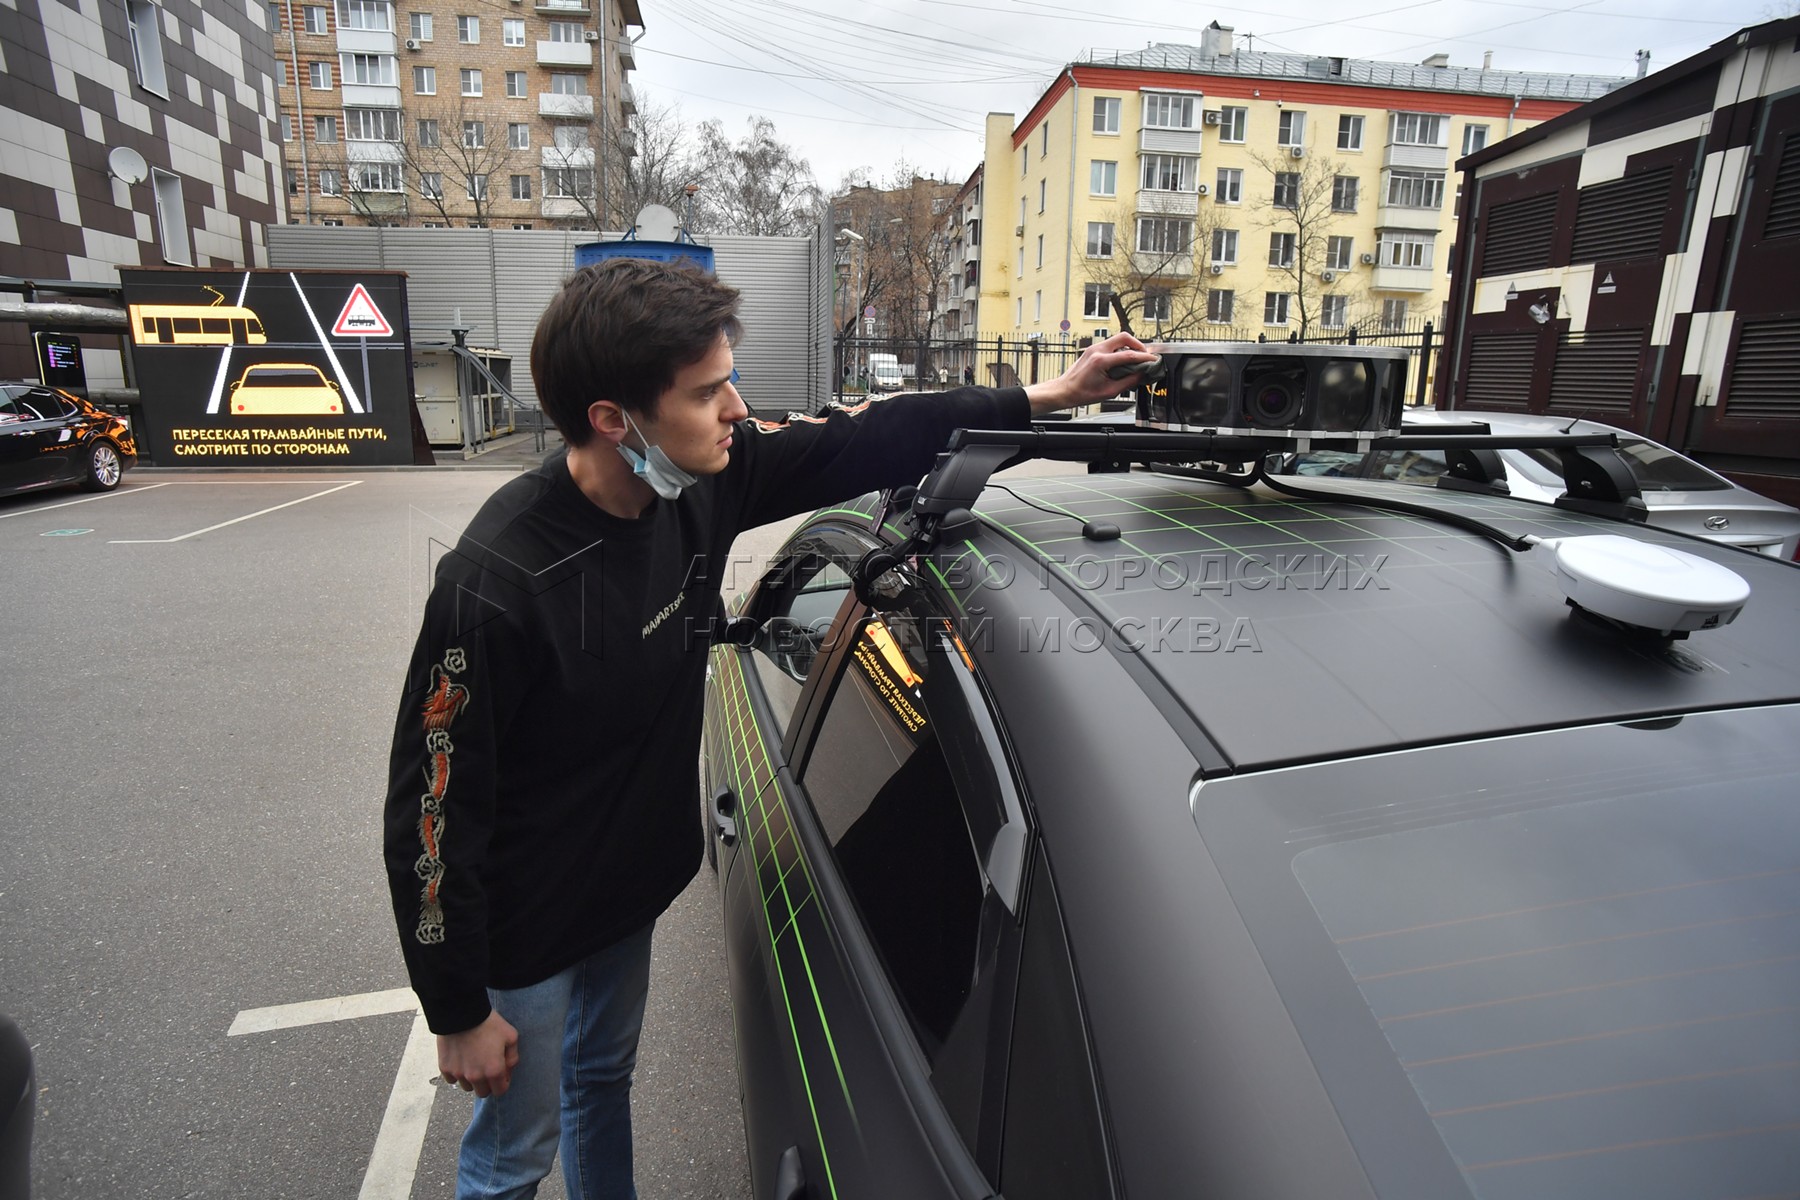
{"left": 110, "top": 479, "right": 363, "bottom": 543}
{"left": 231, "top": 988, "right": 438, "bottom": 1200}
{"left": 0, "top": 481, "right": 174, "bottom": 519}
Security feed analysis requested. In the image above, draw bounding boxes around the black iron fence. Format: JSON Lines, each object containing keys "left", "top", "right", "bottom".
{"left": 834, "top": 320, "right": 1437, "bottom": 405}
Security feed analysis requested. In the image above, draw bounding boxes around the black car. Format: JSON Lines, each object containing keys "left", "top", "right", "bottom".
{"left": 701, "top": 423, "right": 1800, "bottom": 1200}
{"left": 0, "top": 382, "right": 136, "bottom": 498}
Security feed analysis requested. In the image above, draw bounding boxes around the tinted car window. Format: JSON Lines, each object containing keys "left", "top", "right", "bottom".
{"left": 746, "top": 558, "right": 851, "bottom": 736}
{"left": 1518, "top": 439, "right": 1730, "bottom": 492}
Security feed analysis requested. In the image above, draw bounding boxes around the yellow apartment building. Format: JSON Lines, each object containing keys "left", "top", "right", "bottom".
{"left": 977, "top": 26, "right": 1627, "bottom": 348}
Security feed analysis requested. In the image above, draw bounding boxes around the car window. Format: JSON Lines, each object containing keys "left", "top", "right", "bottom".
{"left": 799, "top": 605, "right": 1013, "bottom": 1159}
{"left": 26, "top": 391, "right": 74, "bottom": 419}
{"left": 0, "top": 398, "right": 25, "bottom": 424}
{"left": 745, "top": 555, "right": 853, "bottom": 736}
{"left": 1517, "top": 439, "right": 1731, "bottom": 492}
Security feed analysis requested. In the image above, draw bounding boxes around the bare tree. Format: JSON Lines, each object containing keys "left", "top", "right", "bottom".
{"left": 1082, "top": 201, "right": 1239, "bottom": 340}
{"left": 394, "top": 97, "right": 522, "bottom": 227}
{"left": 1250, "top": 150, "right": 1357, "bottom": 338}
{"left": 597, "top": 100, "right": 703, "bottom": 232}
{"left": 692, "top": 116, "right": 823, "bottom": 236}
{"left": 311, "top": 139, "right": 411, "bottom": 227}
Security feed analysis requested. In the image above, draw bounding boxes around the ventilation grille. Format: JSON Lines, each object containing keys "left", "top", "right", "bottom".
{"left": 1725, "top": 319, "right": 1800, "bottom": 419}
{"left": 1571, "top": 167, "right": 1672, "bottom": 263}
{"left": 1480, "top": 193, "right": 1557, "bottom": 276}
{"left": 1464, "top": 331, "right": 1538, "bottom": 409}
{"left": 1548, "top": 328, "right": 1642, "bottom": 414}
{"left": 1763, "top": 136, "right": 1800, "bottom": 240}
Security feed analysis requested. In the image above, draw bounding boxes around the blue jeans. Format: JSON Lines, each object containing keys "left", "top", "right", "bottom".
{"left": 456, "top": 923, "right": 655, "bottom": 1200}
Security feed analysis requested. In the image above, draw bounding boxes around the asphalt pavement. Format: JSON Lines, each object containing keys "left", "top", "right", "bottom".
{"left": 0, "top": 463, "right": 797, "bottom": 1199}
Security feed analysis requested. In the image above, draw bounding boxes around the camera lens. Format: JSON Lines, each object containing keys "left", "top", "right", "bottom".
{"left": 1241, "top": 357, "right": 1307, "bottom": 427}
{"left": 1176, "top": 357, "right": 1234, "bottom": 426}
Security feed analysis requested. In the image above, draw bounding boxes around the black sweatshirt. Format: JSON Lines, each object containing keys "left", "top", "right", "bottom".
{"left": 384, "top": 386, "right": 1032, "bottom": 1034}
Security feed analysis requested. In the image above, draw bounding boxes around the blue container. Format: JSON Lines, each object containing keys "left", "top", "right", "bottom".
{"left": 574, "top": 240, "right": 715, "bottom": 274}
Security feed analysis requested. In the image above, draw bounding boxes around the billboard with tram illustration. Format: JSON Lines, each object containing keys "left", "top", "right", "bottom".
{"left": 119, "top": 268, "right": 417, "bottom": 467}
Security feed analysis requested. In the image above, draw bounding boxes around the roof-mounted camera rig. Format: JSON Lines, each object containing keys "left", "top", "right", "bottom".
{"left": 1136, "top": 341, "right": 1410, "bottom": 441}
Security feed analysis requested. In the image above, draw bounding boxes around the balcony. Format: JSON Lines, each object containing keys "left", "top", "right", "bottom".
{"left": 536, "top": 40, "right": 592, "bottom": 68}
{"left": 336, "top": 28, "right": 395, "bottom": 54}
{"left": 345, "top": 139, "right": 403, "bottom": 165}
{"left": 618, "top": 77, "right": 636, "bottom": 116}
{"left": 1383, "top": 142, "right": 1449, "bottom": 171}
{"left": 1132, "top": 251, "right": 1193, "bottom": 277}
{"left": 342, "top": 83, "right": 402, "bottom": 109}
{"left": 538, "top": 93, "right": 594, "bottom": 118}
{"left": 534, "top": 0, "right": 588, "bottom": 12}
{"left": 540, "top": 196, "right": 589, "bottom": 219}
{"left": 616, "top": 38, "right": 635, "bottom": 69}
{"left": 963, "top": 282, "right": 978, "bottom": 303}
{"left": 1371, "top": 264, "right": 1434, "bottom": 292}
{"left": 1374, "top": 199, "right": 1445, "bottom": 231}
{"left": 619, "top": 126, "right": 637, "bottom": 157}
{"left": 1139, "top": 127, "right": 1202, "bottom": 155}
{"left": 1136, "top": 188, "right": 1199, "bottom": 217}
{"left": 540, "top": 145, "right": 594, "bottom": 168}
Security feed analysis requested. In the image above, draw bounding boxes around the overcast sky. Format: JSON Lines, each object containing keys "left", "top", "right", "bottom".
{"left": 624, "top": 0, "right": 1783, "bottom": 196}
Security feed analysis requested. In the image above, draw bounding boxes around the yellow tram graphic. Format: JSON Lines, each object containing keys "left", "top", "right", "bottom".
{"left": 129, "top": 287, "right": 267, "bottom": 346}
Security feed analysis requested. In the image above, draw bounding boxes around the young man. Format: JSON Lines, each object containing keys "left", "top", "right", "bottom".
{"left": 384, "top": 258, "right": 1151, "bottom": 1199}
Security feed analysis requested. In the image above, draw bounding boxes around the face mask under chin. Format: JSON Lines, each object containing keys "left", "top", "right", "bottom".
{"left": 616, "top": 410, "right": 699, "bottom": 501}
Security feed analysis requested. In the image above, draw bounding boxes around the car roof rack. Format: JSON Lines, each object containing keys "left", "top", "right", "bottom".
{"left": 851, "top": 422, "right": 1645, "bottom": 606}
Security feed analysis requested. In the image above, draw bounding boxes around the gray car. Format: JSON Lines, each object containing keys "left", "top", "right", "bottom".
{"left": 1288, "top": 409, "right": 1800, "bottom": 559}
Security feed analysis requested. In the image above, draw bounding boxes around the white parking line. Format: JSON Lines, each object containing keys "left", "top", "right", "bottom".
{"left": 227, "top": 986, "right": 420, "bottom": 1036}
{"left": 0, "top": 481, "right": 175, "bottom": 519}
{"left": 109, "top": 479, "right": 363, "bottom": 543}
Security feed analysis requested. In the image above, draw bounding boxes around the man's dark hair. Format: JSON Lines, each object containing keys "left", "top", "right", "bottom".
{"left": 530, "top": 258, "right": 742, "bottom": 446}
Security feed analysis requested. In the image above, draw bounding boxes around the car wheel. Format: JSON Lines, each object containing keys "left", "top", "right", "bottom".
{"left": 82, "top": 440, "right": 123, "bottom": 491}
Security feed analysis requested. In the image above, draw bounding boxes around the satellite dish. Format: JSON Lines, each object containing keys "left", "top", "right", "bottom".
{"left": 108, "top": 146, "right": 148, "bottom": 185}
{"left": 634, "top": 204, "right": 681, "bottom": 242}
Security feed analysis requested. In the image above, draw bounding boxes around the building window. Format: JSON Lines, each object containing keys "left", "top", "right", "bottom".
{"left": 456, "top": 13, "right": 477, "bottom": 42}
{"left": 336, "top": 0, "right": 391, "bottom": 31}
{"left": 1142, "top": 93, "right": 1197, "bottom": 129}
{"left": 340, "top": 53, "right": 395, "bottom": 86}
{"left": 466, "top": 173, "right": 488, "bottom": 200}
{"left": 462, "top": 120, "right": 484, "bottom": 148}
{"left": 318, "top": 168, "right": 341, "bottom": 195}
{"left": 1273, "top": 171, "right": 1299, "bottom": 209}
{"left": 1268, "top": 232, "right": 1295, "bottom": 269}
{"left": 1462, "top": 123, "right": 1489, "bottom": 156}
{"left": 1034, "top": 289, "right": 1042, "bottom": 320}
{"left": 1321, "top": 294, "right": 1347, "bottom": 328}
{"left": 1390, "top": 112, "right": 1445, "bottom": 146}
{"left": 303, "top": 3, "right": 326, "bottom": 33}
{"left": 1015, "top": 297, "right": 1022, "bottom": 326}
{"left": 354, "top": 162, "right": 403, "bottom": 191}
{"left": 314, "top": 114, "right": 338, "bottom": 142}
{"left": 553, "top": 125, "right": 589, "bottom": 150}
{"left": 1331, "top": 175, "right": 1358, "bottom": 212}
{"left": 1086, "top": 221, "right": 1114, "bottom": 257}
{"left": 549, "top": 73, "right": 587, "bottom": 95}
{"left": 1036, "top": 233, "right": 1044, "bottom": 268}
{"left": 1218, "top": 105, "right": 1246, "bottom": 142}
{"left": 1386, "top": 169, "right": 1445, "bottom": 209}
{"left": 1040, "top": 120, "right": 1050, "bottom": 158}
{"left": 285, "top": 168, "right": 299, "bottom": 194}
{"left": 1016, "top": 248, "right": 1023, "bottom": 278}
{"left": 1338, "top": 113, "right": 1363, "bottom": 151}
{"left": 512, "top": 223, "right": 533, "bottom": 230}
{"left": 151, "top": 168, "right": 190, "bottom": 263}
{"left": 408, "top": 11, "right": 430, "bottom": 39}
{"left": 345, "top": 107, "right": 399, "bottom": 140}
{"left": 1210, "top": 227, "right": 1237, "bottom": 265}
{"left": 1038, "top": 178, "right": 1046, "bottom": 213}
{"left": 421, "top": 221, "right": 444, "bottom": 227}
{"left": 503, "top": 17, "right": 524, "bottom": 44}
{"left": 1379, "top": 232, "right": 1435, "bottom": 269}
{"left": 506, "top": 70, "right": 527, "bottom": 98}
{"left": 548, "top": 18, "right": 583, "bottom": 41}
{"left": 308, "top": 60, "right": 333, "bottom": 89}
{"left": 1277, "top": 109, "right": 1306, "bottom": 147}
{"left": 1141, "top": 154, "right": 1198, "bottom": 193}
{"left": 279, "top": 113, "right": 293, "bottom": 141}
{"left": 321, "top": 218, "right": 344, "bottom": 225}
{"left": 413, "top": 65, "right": 434, "bottom": 94}
{"left": 508, "top": 122, "right": 529, "bottom": 149}
{"left": 460, "top": 68, "right": 481, "bottom": 96}
{"left": 270, "top": 2, "right": 282, "bottom": 30}
{"left": 1135, "top": 216, "right": 1191, "bottom": 255}
{"left": 1089, "top": 160, "right": 1116, "bottom": 197}
{"left": 419, "top": 171, "right": 443, "bottom": 198}
{"left": 416, "top": 118, "right": 439, "bottom": 147}
{"left": 544, "top": 167, "right": 592, "bottom": 197}
{"left": 1326, "top": 235, "right": 1354, "bottom": 271}
{"left": 1215, "top": 167, "right": 1241, "bottom": 204}
{"left": 1381, "top": 299, "right": 1409, "bottom": 330}
{"left": 1083, "top": 282, "right": 1113, "bottom": 319}
{"left": 510, "top": 173, "right": 531, "bottom": 200}
{"left": 1207, "top": 289, "right": 1234, "bottom": 324}
{"left": 1264, "top": 292, "right": 1290, "bottom": 325}
{"left": 1092, "top": 96, "right": 1120, "bottom": 134}
{"left": 126, "top": 0, "right": 169, "bottom": 94}
{"left": 1144, "top": 288, "right": 1171, "bottom": 322}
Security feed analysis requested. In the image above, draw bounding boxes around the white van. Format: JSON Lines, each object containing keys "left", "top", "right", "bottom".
{"left": 866, "top": 354, "right": 906, "bottom": 393}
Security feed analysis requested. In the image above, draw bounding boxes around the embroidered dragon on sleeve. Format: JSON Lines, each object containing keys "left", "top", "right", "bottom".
{"left": 414, "top": 647, "right": 469, "bottom": 945}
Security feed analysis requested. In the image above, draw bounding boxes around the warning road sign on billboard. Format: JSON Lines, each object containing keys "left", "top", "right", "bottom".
{"left": 332, "top": 284, "right": 394, "bottom": 337}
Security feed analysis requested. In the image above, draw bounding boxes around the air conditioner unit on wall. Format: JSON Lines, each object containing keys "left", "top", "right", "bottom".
{"left": 1321, "top": 269, "right": 1336, "bottom": 283}
{"left": 1360, "top": 252, "right": 1376, "bottom": 265}
{"left": 1209, "top": 263, "right": 1225, "bottom": 276}
{"left": 1015, "top": 224, "right": 1024, "bottom": 237}
{"left": 1196, "top": 182, "right": 1209, "bottom": 196}
{"left": 1290, "top": 144, "right": 1305, "bottom": 158}
{"left": 404, "top": 37, "right": 419, "bottom": 49}
{"left": 1203, "top": 110, "right": 1222, "bottom": 126}
{"left": 583, "top": 29, "right": 599, "bottom": 41}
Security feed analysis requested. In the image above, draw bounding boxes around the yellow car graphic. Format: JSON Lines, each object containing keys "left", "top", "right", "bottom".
{"left": 229, "top": 363, "right": 343, "bottom": 415}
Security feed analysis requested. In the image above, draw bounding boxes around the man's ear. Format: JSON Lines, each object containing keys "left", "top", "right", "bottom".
{"left": 588, "top": 400, "right": 628, "bottom": 446}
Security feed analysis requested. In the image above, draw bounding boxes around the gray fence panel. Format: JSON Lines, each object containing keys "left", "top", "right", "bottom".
{"left": 708, "top": 234, "right": 816, "bottom": 417}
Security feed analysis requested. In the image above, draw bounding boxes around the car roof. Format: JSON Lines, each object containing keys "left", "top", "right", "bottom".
{"left": 951, "top": 469, "right": 1800, "bottom": 773}
{"left": 1406, "top": 407, "right": 1626, "bottom": 437}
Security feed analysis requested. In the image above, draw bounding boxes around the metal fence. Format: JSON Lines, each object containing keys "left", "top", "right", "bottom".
{"left": 834, "top": 320, "right": 1437, "bottom": 404}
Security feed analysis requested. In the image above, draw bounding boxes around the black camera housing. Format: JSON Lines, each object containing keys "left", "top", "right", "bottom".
{"left": 1134, "top": 342, "right": 1410, "bottom": 437}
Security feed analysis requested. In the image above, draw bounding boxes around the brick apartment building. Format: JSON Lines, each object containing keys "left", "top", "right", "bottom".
{"left": 271, "top": 0, "right": 641, "bottom": 228}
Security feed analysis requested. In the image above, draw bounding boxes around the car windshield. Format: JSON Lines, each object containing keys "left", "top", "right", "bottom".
{"left": 247, "top": 368, "right": 325, "bottom": 385}
{"left": 1195, "top": 704, "right": 1800, "bottom": 1200}
{"left": 1514, "top": 438, "right": 1731, "bottom": 493}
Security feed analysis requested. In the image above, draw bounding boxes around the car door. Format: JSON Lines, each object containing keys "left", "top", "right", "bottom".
{"left": 0, "top": 389, "right": 68, "bottom": 492}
